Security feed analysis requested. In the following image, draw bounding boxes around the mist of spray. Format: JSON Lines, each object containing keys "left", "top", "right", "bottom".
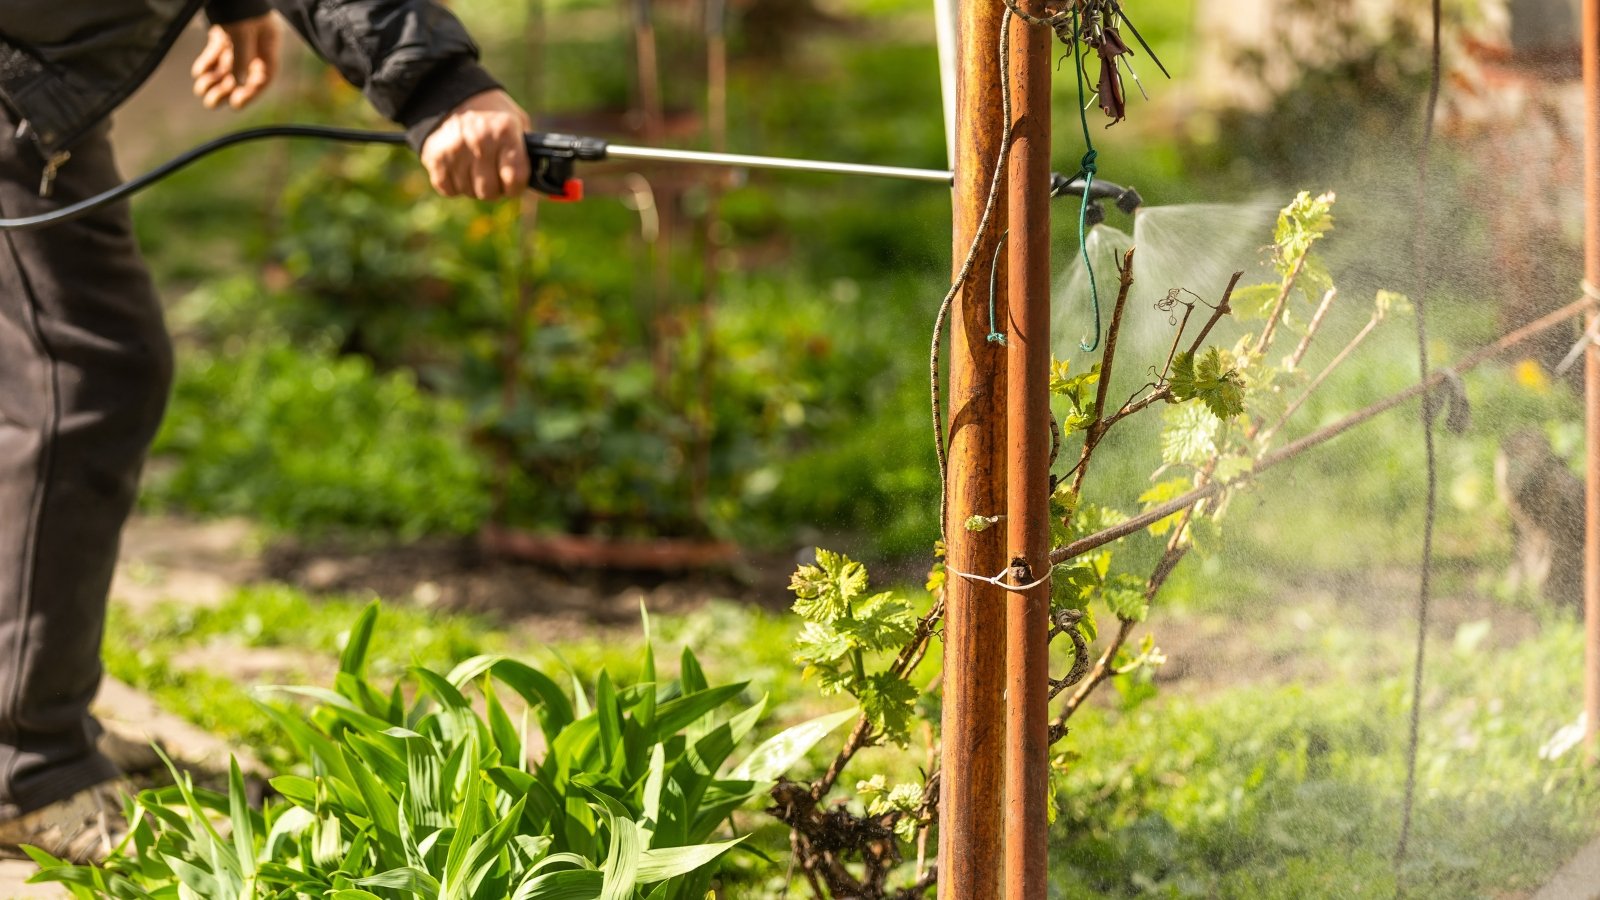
{"left": 1052, "top": 201, "right": 1280, "bottom": 387}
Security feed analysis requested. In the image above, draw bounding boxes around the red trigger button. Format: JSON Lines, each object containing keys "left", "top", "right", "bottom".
{"left": 551, "top": 179, "right": 584, "bottom": 202}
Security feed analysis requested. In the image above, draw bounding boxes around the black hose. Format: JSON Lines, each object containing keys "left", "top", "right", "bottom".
{"left": 0, "top": 124, "right": 407, "bottom": 232}
{"left": 0, "top": 123, "right": 1139, "bottom": 232}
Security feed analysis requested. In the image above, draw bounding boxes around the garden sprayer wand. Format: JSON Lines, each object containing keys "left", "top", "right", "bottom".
{"left": 0, "top": 125, "right": 1142, "bottom": 231}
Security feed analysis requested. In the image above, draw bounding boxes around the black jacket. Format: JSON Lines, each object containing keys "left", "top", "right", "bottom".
{"left": 0, "top": 0, "right": 501, "bottom": 162}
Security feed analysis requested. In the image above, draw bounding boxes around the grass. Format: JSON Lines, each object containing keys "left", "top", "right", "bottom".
{"left": 103, "top": 583, "right": 812, "bottom": 771}
{"left": 1054, "top": 617, "right": 1598, "bottom": 898}
{"left": 103, "top": 562, "right": 1600, "bottom": 897}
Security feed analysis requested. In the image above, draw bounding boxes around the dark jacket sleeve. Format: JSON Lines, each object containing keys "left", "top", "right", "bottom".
{"left": 207, "top": 0, "right": 273, "bottom": 24}
{"left": 267, "top": 0, "right": 504, "bottom": 150}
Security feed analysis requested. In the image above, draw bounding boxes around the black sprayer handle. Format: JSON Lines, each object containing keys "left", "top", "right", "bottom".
{"left": 524, "top": 133, "right": 611, "bottom": 201}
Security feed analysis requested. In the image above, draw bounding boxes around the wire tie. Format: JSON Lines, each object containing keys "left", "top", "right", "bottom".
{"left": 987, "top": 231, "right": 1008, "bottom": 345}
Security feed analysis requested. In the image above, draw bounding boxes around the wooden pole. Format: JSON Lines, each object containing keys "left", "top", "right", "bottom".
{"left": 938, "top": 0, "right": 1008, "bottom": 894}
{"left": 1003, "top": 4, "right": 1052, "bottom": 896}
{"left": 1581, "top": 0, "right": 1600, "bottom": 760}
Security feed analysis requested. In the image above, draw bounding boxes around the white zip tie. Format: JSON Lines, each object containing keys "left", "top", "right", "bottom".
{"left": 948, "top": 565, "right": 1055, "bottom": 594}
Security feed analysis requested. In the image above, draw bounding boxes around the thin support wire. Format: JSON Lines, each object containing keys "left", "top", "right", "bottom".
{"left": 1395, "top": 0, "right": 1444, "bottom": 889}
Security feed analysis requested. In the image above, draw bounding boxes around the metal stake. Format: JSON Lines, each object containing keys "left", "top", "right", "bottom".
{"left": 1004, "top": 5, "right": 1052, "bottom": 896}
{"left": 939, "top": 0, "right": 1008, "bottom": 894}
{"left": 1582, "top": 0, "right": 1600, "bottom": 762}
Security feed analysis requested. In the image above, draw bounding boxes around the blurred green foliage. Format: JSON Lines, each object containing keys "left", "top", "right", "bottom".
{"left": 144, "top": 329, "right": 490, "bottom": 538}
{"left": 1053, "top": 618, "right": 1598, "bottom": 898}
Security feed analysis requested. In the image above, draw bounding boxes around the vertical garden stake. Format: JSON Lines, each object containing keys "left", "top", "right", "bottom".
{"left": 939, "top": 0, "right": 1009, "bottom": 894}
{"left": 1582, "top": 0, "right": 1600, "bottom": 762}
{"left": 1003, "top": 3, "right": 1053, "bottom": 895}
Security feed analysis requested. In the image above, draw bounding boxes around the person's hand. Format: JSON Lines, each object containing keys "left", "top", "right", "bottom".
{"left": 421, "top": 91, "right": 533, "bottom": 201}
{"left": 192, "top": 15, "right": 280, "bottom": 109}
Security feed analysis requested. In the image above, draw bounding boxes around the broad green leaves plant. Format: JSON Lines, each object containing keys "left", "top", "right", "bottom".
{"left": 31, "top": 603, "right": 852, "bottom": 900}
{"left": 791, "top": 551, "right": 919, "bottom": 746}
{"left": 1169, "top": 347, "right": 1245, "bottom": 420}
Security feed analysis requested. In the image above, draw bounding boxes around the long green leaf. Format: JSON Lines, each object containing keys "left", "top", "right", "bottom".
{"left": 638, "top": 602, "right": 657, "bottom": 734}
{"left": 484, "top": 680, "right": 524, "bottom": 771}
{"left": 445, "top": 796, "right": 527, "bottom": 900}
{"left": 678, "top": 648, "right": 707, "bottom": 694}
{"left": 598, "top": 815, "right": 641, "bottom": 900}
{"left": 635, "top": 838, "right": 744, "bottom": 883}
{"left": 355, "top": 866, "right": 441, "bottom": 897}
{"left": 727, "top": 707, "right": 859, "bottom": 782}
{"left": 596, "top": 671, "right": 622, "bottom": 771}
{"left": 650, "top": 684, "right": 747, "bottom": 741}
{"left": 338, "top": 600, "right": 380, "bottom": 678}
{"left": 340, "top": 744, "right": 406, "bottom": 867}
{"left": 641, "top": 744, "right": 666, "bottom": 834}
{"left": 511, "top": 869, "right": 604, "bottom": 900}
{"left": 259, "top": 685, "right": 393, "bottom": 734}
{"left": 226, "top": 758, "right": 257, "bottom": 882}
{"left": 270, "top": 775, "right": 317, "bottom": 808}
{"left": 450, "top": 657, "right": 575, "bottom": 731}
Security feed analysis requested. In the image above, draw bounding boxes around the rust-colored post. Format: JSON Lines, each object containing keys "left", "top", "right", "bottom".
{"left": 938, "top": 0, "right": 1008, "bottom": 895}
{"left": 1004, "top": 4, "right": 1052, "bottom": 895}
{"left": 1582, "top": 0, "right": 1600, "bottom": 760}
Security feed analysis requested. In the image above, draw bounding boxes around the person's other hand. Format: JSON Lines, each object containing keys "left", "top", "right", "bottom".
{"left": 421, "top": 91, "right": 533, "bottom": 201}
{"left": 192, "top": 16, "right": 281, "bottom": 109}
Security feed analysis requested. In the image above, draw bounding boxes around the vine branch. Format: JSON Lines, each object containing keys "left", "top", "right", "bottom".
{"left": 1048, "top": 294, "right": 1588, "bottom": 567}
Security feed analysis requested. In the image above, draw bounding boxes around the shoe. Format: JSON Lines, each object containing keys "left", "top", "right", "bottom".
{"left": 0, "top": 780, "right": 130, "bottom": 865}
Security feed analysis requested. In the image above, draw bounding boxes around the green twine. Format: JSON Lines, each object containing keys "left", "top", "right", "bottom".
{"left": 988, "top": 231, "right": 1008, "bottom": 345}
{"left": 1071, "top": 5, "right": 1101, "bottom": 353}
{"left": 1075, "top": 158, "right": 1100, "bottom": 352}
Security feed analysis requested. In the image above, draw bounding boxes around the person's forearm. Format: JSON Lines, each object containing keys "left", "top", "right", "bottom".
{"left": 265, "top": 0, "right": 504, "bottom": 149}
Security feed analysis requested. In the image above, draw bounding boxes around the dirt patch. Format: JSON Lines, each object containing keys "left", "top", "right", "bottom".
{"left": 112, "top": 515, "right": 799, "bottom": 639}
{"left": 259, "top": 533, "right": 796, "bottom": 635}
{"left": 170, "top": 642, "right": 328, "bottom": 686}
{"left": 112, "top": 516, "right": 262, "bottom": 612}
{"left": 115, "top": 515, "right": 1560, "bottom": 701}
{"left": 0, "top": 859, "right": 66, "bottom": 899}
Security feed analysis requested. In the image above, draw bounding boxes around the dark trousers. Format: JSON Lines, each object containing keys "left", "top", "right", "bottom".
{"left": 0, "top": 110, "right": 172, "bottom": 819}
